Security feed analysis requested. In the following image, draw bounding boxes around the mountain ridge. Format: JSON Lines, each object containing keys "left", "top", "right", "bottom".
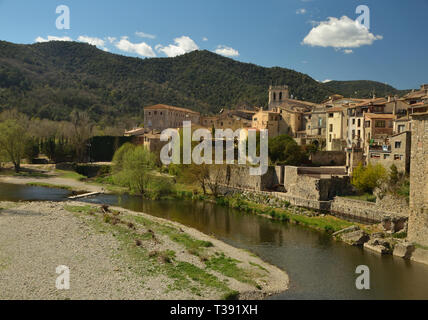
{"left": 0, "top": 40, "right": 408, "bottom": 125}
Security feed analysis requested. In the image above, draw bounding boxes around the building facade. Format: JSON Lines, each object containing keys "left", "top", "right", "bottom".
{"left": 144, "top": 104, "right": 200, "bottom": 131}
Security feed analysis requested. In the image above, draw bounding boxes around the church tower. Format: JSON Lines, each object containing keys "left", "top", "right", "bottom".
{"left": 268, "top": 85, "right": 289, "bottom": 110}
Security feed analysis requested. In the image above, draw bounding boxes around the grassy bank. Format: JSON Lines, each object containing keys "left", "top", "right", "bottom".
{"left": 64, "top": 203, "right": 279, "bottom": 299}
{"left": 26, "top": 182, "right": 74, "bottom": 191}
{"left": 215, "top": 194, "right": 355, "bottom": 233}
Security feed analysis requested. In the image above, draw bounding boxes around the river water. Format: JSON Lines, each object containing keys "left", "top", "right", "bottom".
{"left": 1, "top": 182, "right": 428, "bottom": 299}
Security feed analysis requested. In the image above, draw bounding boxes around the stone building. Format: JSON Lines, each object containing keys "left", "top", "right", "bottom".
{"left": 367, "top": 130, "right": 411, "bottom": 173}
{"left": 200, "top": 110, "right": 254, "bottom": 130}
{"left": 268, "top": 85, "right": 290, "bottom": 110}
{"left": 252, "top": 109, "right": 281, "bottom": 138}
{"left": 326, "top": 106, "right": 347, "bottom": 151}
{"left": 408, "top": 112, "right": 428, "bottom": 247}
{"left": 143, "top": 104, "right": 200, "bottom": 131}
{"left": 363, "top": 113, "right": 396, "bottom": 155}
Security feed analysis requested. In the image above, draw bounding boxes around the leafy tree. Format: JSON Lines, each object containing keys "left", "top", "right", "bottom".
{"left": 182, "top": 163, "right": 210, "bottom": 195}
{"left": 268, "top": 134, "right": 308, "bottom": 165}
{"left": 351, "top": 163, "right": 388, "bottom": 193}
{"left": 112, "top": 145, "right": 157, "bottom": 195}
{"left": 0, "top": 119, "right": 30, "bottom": 172}
{"left": 69, "top": 110, "right": 93, "bottom": 162}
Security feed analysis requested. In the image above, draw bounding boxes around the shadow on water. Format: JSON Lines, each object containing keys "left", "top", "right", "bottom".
{"left": 1, "top": 183, "right": 428, "bottom": 299}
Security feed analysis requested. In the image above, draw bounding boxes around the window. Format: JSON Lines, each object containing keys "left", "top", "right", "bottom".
{"left": 394, "top": 154, "right": 403, "bottom": 160}
{"left": 273, "top": 93, "right": 276, "bottom": 101}
{"left": 357, "top": 130, "right": 361, "bottom": 137}
{"left": 370, "top": 153, "right": 380, "bottom": 159}
{"left": 148, "top": 112, "right": 151, "bottom": 115}
{"left": 329, "top": 113, "right": 334, "bottom": 118}
{"left": 329, "top": 135, "right": 332, "bottom": 142}
{"left": 384, "top": 154, "right": 390, "bottom": 159}
{"left": 358, "top": 119, "right": 361, "bottom": 127}
{"left": 375, "top": 120, "right": 386, "bottom": 128}
{"left": 352, "top": 130, "right": 355, "bottom": 137}
{"left": 395, "top": 141, "right": 402, "bottom": 149}
{"left": 279, "top": 92, "right": 282, "bottom": 100}
{"left": 154, "top": 111, "right": 157, "bottom": 115}
{"left": 352, "top": 119, "right": 356, "bottom": 125}
{"left": 329, "top": 124, "right": 333, "bottom": 132}
{"left": 398, "top": 125, "right": 405, "bottom": 133}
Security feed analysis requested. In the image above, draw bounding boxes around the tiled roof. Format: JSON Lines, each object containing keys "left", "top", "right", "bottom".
{"left": 144, "top": 104, "right": 200, "bottom": 114}
{"left": 326, "top": 107, "right": 345, "bottom": 112}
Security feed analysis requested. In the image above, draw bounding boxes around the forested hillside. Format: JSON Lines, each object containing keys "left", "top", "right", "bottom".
{"left": 0, "top": 40, "right": 407, "bottom": 126}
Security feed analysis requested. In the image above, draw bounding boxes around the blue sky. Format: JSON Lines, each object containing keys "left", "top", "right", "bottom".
{"left": 0, "top": 0, "right": 426, "bottom": 89}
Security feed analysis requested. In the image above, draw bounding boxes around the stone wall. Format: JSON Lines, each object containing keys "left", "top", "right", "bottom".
{"left": 408, "top": 113, "right": 428, "bottom": 246}
{"left": 331, "top": 196, "right": 407, "bottom": 223}
{"left": 209, "top": 165, "right": 277, "bottom": 191}
{"left": 310, "top": 151, "right": 346, "bottom": 166}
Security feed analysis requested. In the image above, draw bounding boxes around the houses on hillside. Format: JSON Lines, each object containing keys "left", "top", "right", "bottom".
{"left": 126, "top": 83, "right": 428, "bottom": 175}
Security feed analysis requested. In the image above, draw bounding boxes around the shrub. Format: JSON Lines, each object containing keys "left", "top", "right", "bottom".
{"left": 351, "top": 163, "right": 388, "bottom": 193}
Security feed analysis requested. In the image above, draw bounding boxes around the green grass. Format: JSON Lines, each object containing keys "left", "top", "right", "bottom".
{"left": 343, "top": 193, "right": 377, "bottom": 203}
{"left": 217, "top": 195, "right": 354, "bottom": 233}
{"left": 414, "top": 243, "right": 428, "bottom": 251}
{"left": 206, "top": 252, "right": 257, "bottom": 286}
{"left": 0, "top": 169, "right": 50, "bottom": 178}
{"left": 26, "top": 182, "right": 73, "bottom": 191}
{"left": 64, "top": 204, "right": 241, "bottom": 299}
{"left": 55, "top": 169, "right": 86, "bottom": 181}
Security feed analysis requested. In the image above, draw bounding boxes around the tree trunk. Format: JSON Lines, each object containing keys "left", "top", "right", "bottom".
{"left": 14, "top": 162, "right": 20, "bottom": 173}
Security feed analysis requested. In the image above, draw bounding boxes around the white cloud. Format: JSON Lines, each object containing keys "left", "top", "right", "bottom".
{"left": 156, "top": 36, "right": 199, "bottom": 57}
{"left": 115, "top": 36, "right": 156, "bottom": 57}
{"left": 107, "top": 37, "right": 117, "bottom": 43}
{"left": 214, "top": 45, "right": 239, "bottom": 57}
{"left": 135, "top": 31, "right": 156, "bottom": 39}
{"left": 343, "top": 49, "right": 353, "bottom": 54}
{"left": 322, "top": 79, "right": 332, "bottom": 83}
{"left": 296, "top": 8, "right": 307, "bottom": 15}
{"left": 202, "top": 37, "right": 208, "bottom": 41}
{"left": 35, "top": 35, "right": 72, "bottom": 43}
{"left": 302, "top": 16, "right": 383, "bottom": 49}
{"left": 77, "top": 35, "right": 108, "bottom": 51}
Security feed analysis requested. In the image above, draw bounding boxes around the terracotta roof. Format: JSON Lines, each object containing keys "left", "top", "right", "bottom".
{"left": 144, "top": 104, "right": 200, "bottom": 114}
{"left": 404, "top": 90, "right": 428, "bottom": 99}
{"left": 354, "top": 98, "right": 387, "bottom": 107}
{"left": 326, "top": 107, "right": 345, "bottom": 112}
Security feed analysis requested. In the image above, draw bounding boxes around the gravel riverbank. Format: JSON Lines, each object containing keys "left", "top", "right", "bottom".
{"left": 0, "top": 201, "right": 288, "bottom": 300}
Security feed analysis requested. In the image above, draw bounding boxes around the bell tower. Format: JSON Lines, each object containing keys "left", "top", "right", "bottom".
{"left": 268, "top": 85, "right": 289, "bottom": 110}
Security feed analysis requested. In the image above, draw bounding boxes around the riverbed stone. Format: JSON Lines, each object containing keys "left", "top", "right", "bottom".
{"left": 410, "top": 248, "right": 428, "bottom": 265}
{"left": 332, "top": 225, "right": 360, "bottom": 237}
{"left": 364, "top": 238, "right": 392, "bottom": 255}
{"left": 341, "top": 230, "right": 369, "bottom": 246}
{"left": 393, "top": 242, "right": 415, "bottom": 259}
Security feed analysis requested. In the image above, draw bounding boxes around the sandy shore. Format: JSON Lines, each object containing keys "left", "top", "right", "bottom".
{"left": 0, "top": 200, "right": 288, "bottom": 300}
{"left": 0, "top": 175, "right": 104, "bottom": 193}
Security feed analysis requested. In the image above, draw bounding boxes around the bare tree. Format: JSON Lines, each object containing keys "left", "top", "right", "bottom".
{"left": 69, "top": 110, "right": 93, "bottom": 162}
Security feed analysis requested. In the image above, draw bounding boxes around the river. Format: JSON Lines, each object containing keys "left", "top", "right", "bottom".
{"left": 1, "top": 182, "right": 428, "bottom": 299}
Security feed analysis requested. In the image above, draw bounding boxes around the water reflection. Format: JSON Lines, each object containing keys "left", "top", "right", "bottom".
{"left": 82, "top": 194, "right": 428, "bottom": 300}
{"left": 1, "top": 183, "right": 427, "bottom": 299}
